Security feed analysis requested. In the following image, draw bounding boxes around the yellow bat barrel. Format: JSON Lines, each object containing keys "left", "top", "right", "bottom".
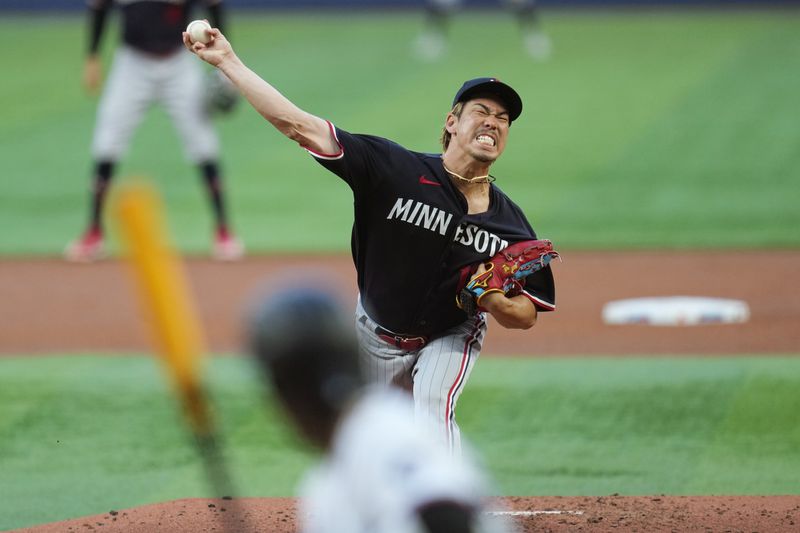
{"left": 113, "top": 180, "right": 211, "bottom": 436}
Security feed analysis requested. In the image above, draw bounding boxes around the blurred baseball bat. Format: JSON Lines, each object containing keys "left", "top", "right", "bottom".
{"left": 113, "top": 179, "right": 247, "bottom": 531}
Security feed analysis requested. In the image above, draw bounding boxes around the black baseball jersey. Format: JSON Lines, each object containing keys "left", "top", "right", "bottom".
{"left": 88, "top": 0, "right": 223, "bottom": 56}
{"left": 308, "top": 122, "right": 556, "bottom": 338}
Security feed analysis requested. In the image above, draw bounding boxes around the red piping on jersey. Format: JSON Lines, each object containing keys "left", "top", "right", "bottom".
{"left": 445, "top": 315, "right": 484, "bottom": 451}
{"left": 303, "top": 120, "right": 344, "bottom": 160}
{"left": 522, "top": 290, "right": 556, "bottom": 311}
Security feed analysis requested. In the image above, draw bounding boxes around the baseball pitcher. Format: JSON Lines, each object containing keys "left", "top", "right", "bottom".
{"left": 184, "top": 28, "right": 557, "bottom": 454}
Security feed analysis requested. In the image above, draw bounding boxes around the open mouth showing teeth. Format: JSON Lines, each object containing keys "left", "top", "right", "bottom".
{"left": 476, "top": 134, "right": 496, "bottom": 147}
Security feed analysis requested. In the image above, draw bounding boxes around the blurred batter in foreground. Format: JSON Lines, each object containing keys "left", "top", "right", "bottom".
{"left": 248, "top": 287, "right": 511, "bottom": 533}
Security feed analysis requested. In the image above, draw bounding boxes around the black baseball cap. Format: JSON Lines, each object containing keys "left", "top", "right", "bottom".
{"left": 452, "top": 77, "right": 523, "bottom": 122}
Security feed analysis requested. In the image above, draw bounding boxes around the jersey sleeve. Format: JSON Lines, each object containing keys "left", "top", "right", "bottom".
{"left": 304, "top": 121, "right": 396, "bottom": 194}
{"left": 520, "top": 264, "right": 556, "bottom": 312}
{"left": 505, "top": 203, "right": 556, "bottom": 311}
{"left": 509, "top": 206, "right": 557, "bottom": 312}
{"left": 86, "top": 0, "right": 112, "bottom": 55}
{"left": 205, "top": 0, "right": 225, "bottom": 34}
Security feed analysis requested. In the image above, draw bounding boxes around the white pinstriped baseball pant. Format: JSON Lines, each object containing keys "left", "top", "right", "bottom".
{"left": 355, "top": 298, "right": 487, "bottom": 454}
{"left": 92, "top": 46, "right": 219, "bottom": 163}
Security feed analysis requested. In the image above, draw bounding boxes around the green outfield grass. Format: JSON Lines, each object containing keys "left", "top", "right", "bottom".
{"left": 0, "top": 9, "right": 798, "bottom": 255}
{"left": 1, "top": 354, "right": 799, "bottom": 529}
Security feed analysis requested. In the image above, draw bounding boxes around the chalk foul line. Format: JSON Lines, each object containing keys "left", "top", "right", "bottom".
{"left": 487, "top": 510, "right": 585, "bottom": 517}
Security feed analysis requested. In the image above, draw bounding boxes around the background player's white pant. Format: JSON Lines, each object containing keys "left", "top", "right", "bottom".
{"left": 91, "top": 46, "right": 219, "bottom": 163}
{"left": 355, "top": 299, "right": 488, "bottom": 454}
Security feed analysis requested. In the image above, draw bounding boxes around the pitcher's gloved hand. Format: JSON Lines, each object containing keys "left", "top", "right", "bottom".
{"left": 456, "top": 239, "right": 559, "bottom": 316}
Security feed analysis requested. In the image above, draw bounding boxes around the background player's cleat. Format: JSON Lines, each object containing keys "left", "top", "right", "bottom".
{"left": 413, "top": 30, "right": 446, "bottom": 62}
{"left": 212, "top": 230, "right": 244, "bottom": 261}
{"left": 64, "top": 229, "right": 105, "bottom": 262}
{"left": 524, "top": 31, "right": 552, "bottom": 61}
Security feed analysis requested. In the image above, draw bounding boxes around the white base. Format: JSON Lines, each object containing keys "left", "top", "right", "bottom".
{"left": 602, "top": 296, "right": 750, "bottom": 326}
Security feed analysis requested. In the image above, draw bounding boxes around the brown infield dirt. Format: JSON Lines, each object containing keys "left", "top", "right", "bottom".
{"left": 3, "top": 250, "right": 800, "bottom": 532}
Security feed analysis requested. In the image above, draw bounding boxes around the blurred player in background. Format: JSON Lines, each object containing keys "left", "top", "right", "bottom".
{"left": 65, "top": 0, "right": 243, "bottom": 262}
{"left": 415, "top": 0, "right": 552, "bottom": 61}
{"left": 247, "top": 285, "right": 511, "bottom": 533}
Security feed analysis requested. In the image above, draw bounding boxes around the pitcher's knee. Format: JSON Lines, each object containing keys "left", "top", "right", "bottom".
{"left": 414, "top": 389, "right": 452, "bottom": 425}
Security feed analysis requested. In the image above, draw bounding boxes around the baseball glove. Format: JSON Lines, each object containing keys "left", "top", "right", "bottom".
{"left": 456, "top": 239, "right": 559, "bottom": 316}
{"left": 205, "top": 70, "right": 240, "bottom": 116}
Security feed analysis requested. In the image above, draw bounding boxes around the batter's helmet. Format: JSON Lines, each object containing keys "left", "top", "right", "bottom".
{"left": 246, "top": 286, "right": 363, "bottom": 448}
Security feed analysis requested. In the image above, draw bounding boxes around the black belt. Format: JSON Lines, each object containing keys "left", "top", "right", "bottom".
{"left": 360, "top": 316, "right": 428, "bottom": 351}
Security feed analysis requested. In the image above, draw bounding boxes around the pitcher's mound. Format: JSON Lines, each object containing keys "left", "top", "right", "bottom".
{"left": 16, "top": 495, "right": 800, "bottom": 532}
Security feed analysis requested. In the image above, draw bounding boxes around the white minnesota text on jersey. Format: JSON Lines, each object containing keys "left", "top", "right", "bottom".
{"left": 387, "top": 198, "right": 453, "bottom": 236}
{"left": 386, "top": 198, "right": 509, "bottom": 255}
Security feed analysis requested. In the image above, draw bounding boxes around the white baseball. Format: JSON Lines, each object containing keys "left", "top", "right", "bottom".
{"left": 186, "top": 20, "right": 212, "bottom": 45}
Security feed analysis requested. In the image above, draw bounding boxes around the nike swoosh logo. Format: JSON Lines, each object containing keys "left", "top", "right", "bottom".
{"left": 419, "top": 175, "right": 441, "bottom": 186}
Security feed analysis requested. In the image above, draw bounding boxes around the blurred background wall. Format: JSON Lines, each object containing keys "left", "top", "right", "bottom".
{"left": 5, "top": 0, "right": 800, "bottom": 12}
